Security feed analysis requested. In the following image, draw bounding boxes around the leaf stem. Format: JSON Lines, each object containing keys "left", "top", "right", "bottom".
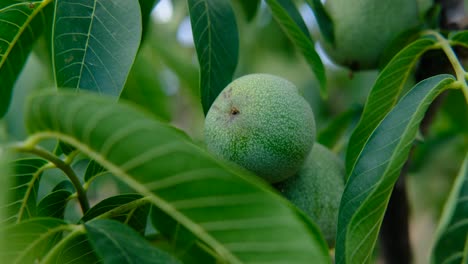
{"left": 11, "top": 143, "right": 90, "bottom": 213}
{"left": 427, "top": 30, "right": 468, "bottom": 103}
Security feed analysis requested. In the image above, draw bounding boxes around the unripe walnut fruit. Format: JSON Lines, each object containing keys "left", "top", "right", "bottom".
{"left": 321, "top": 0, "right": 419, "bottom": 70}
{"left": 276, "top": 143, "right": 345, "bottom": 247}
{"left": 204, "top": 73, "right": 316, "bottom": 183}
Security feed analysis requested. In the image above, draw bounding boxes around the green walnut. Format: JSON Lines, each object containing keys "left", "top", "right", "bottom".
{"left": 276, "top": 143, "right": 345, "bottom": 247}
{"left": 204, "top": 73, "right": 316, "bottom": 183}
{"left": 321, "top": 0, "right": 419, "bottom": 70}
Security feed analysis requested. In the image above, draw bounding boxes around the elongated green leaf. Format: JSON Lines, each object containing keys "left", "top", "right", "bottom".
{"left": 336, "top": 75, "right": 456, "bottom": 264}
{"left": 431, "top": 152, "right": 468, "bottom": 264}
{"left": 53, "top": 0, "right": 142, "bottom": 96}
{"left": 81, "top": 194, "right": 150, "bottom": 234}
{"left": 37, "top": 182, "right": 73, "bottom": 219}
{"left": 345, "top": 36, "right": 438, "bottom": 174}
{"left": 265, "top": 0, "right": 326, "bottom": 97}
{"left": 84, "top": 159, "right": 105, "bottom": 182}
{"left": 236, "top": 0, "right": 260, "bottom": 21}
{"left": 0, "top": 217, "right": 70, "bottom": 263}
{"left": 304, "top": 0, "right": 334, "bottom": 44}
{"left": 449, "top": 30, "right": 468, "bottom": 48}
{"left": 86, "top": 219, "right": 181, "bottom": 264}
{"left": 188, "top": 0, "right": 239, "bottom": 115}
{"left": 43, "top": 231, "right": 101, "bottom": 264}
{"left": 0, "top": 0, "right": 52, "bottom": 118}
{"left": 25, "top": 91, "right": 330, "bottom": 264}
{"left": 3, "top": 158, "right": 48, "bottom": 224}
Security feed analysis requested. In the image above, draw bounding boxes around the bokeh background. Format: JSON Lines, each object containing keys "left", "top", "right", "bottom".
{"left": 1, "top": 1, "right": 467, "bottom": 263}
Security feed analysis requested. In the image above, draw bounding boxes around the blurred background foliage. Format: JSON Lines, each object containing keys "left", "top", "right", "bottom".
{"left": 0, "top": 0, "right": 467, "bottom": 263}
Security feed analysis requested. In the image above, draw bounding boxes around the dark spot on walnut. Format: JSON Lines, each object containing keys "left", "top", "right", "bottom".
{"left": 230, "top": 107, "right": 240, "bottom": 116}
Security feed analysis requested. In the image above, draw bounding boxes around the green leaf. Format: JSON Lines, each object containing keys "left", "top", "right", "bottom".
{"left": 84, "top": 159, "right": 106, "bottom": 182}
{"left": 335, "top": 75, "right": 456, "bottom": 264}
{"left": 43, "top": 231, "right": 101, "bottom": 264}
{"left": 120, "top": 48, "right": 171, "bottom": 121}
{"left": 86, "top": 219, "right": 181, "bottom": 264}
{"left": 0, "top": 0, "right": 53, "bottom": 118}
{"left": 139, "top": 0, "right": 159, "bottom": 41}
{"left": 317, "top": 106, "right": 361, "bottom": 150}
{"left": 58, "top": 141, "right": 75, "bottom": 155}
{"left": 25, "top": 90, "right": 331, "bottom": 264}
{"left": 0, "top": 146, "right": 11, "bottom": 253}
{"left": 345, "top": 36, "right": 438, "bottom": 174}
{"left": 0, "top": 1, "right": 27, "bottom": 9}
{"left": 265, "top": 0, "right": 327, "bottom": 98}
{"left": 431, "top": 152, "right": 468, "bottom": 264}
{"left": 3, "top": 158, "right": 48, "bottom": 224}
{"left": 52, "top": 0, "right": 142, "bottom": 96}
{"left": 187, "top": 0, "right": 239, "bottom": 115}
{"left": 449, "top": 30, "right": 468, "bottom": 48}
{"left": 37, "top": 181, "right": 73, "bottom": 219}
{"left": 236, "top": 0, "right": 260, "bottom": 21}
{"left": 304, "top": 0, "right": 334, "bottom": 44}
{"left": 81, "top": 194, "right": 150, "bottom": 235}
{"left": 0, "top": 217, "right": 71, "bottom": 263}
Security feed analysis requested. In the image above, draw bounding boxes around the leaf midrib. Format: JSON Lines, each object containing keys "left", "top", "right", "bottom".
{"left": 14, "top": 221, "right": 73, "bottom": 264}
{"left": 76, "top": 0, "right": 98, "bottom": 89}
{"left": 28, "top": 131, "right": 243, "bottom": 264}
{"left": 16, "top": 162, "right": 50, "bottom": 223}
{"left": 344, "top": 77, "right": 454, "bottom": 263}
